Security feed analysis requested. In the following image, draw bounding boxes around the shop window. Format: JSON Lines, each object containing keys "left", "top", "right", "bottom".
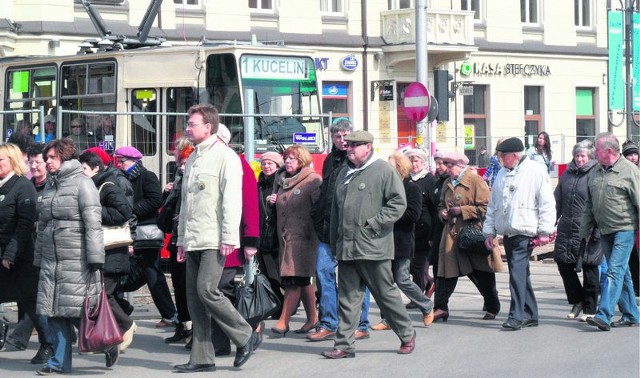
{"left": 576, "top": 88, "right": 596, "bottom": 139}
{"left": 574, "top": 0, "right": 592, "bottom": 28}
{"left": 463, "top": 85, "right": 488, "bottom": 165}
{"left": 524, "top": 86, "right": 543, "bottom": 148}
{"left": 322, "top": 82, "right": 349, "bottom": 121}
{"left": 520, "top": 0, "right": 539, "bottom": 24}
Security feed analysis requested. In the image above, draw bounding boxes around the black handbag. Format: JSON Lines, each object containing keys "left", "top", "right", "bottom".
{"left": 117, "top": 254, "right": 147, "bottom": 292}
{"left": 456, "top": 207, "right": 491, "bottom": 256}
{"left": 235, "top": 271, "right": 281, "bottom": 327}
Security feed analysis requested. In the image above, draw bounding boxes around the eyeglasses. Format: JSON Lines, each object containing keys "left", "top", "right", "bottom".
{"left": 117, "top": 158, "right": 129, "bottom": 164}
{"left": 29, "top": 160, "right": 45, "bottom": 166}
{"left": 346, "top": 142, "right": 367, "bottom": 148}
{"left": 71, "top": 125, "right": 81, "bottom": 129}
{"left": 185, "top": 122, "right": 207, "bottom": 129}
{"left": 444, "top": 162, "right": 455, "bottom": 168}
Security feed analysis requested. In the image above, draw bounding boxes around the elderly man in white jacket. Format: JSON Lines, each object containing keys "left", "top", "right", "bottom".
{"left": 483, "top": 137, "right": 556, "bottom": 331}
{"left": 174, "top": 104, "right": 255, "bottom": 373}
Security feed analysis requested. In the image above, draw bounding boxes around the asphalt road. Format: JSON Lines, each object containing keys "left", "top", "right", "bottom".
{"left": 1, "top": 261, "right": 638, "bottom": 377}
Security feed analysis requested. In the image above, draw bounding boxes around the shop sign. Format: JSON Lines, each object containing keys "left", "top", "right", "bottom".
{"left": 340, "top": 55, "right": 358, "bottom": 71}
{"left": 459, "top": 60, "right": 551, "bottom": 77}
{"left": 464, "top": 124, "right": 475, "bottom": 150}
{"left": 379, "top": 85, "right": 394, "bottom": 101}
{"left": 315, "top": 57, "right": 329, "bottom": 71}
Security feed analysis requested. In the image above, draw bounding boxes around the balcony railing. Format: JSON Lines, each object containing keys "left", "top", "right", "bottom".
{"left": 381, "top": 9, "right": 475, "bottom": 46}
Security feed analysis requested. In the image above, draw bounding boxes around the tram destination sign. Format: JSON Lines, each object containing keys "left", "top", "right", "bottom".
{"left": 241, "top": 55, "right": 310, "bottom": 80}
{"left": 293, "top": 132, "right": 317, "bottom": 144}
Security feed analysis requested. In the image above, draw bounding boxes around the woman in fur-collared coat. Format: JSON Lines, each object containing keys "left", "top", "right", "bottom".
{"left": 433, "top": 151, "right": 501, "bottom": 323}
{"left": 271, "top": 145, "right": 322, "bottom": 335}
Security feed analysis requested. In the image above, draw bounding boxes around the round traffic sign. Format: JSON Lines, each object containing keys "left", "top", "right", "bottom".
{"left": 403, "top": 82, "right": 431, "bottom": 122}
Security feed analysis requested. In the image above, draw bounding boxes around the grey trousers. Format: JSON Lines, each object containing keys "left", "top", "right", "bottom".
{"left": 335, "top": 259, "right": 414, "bottom": 353}
{"left": 186, "top": 250, "right": 252, "bottom": 364}
{"left": 392, "top": 258, "right": 433, "bottom": 315}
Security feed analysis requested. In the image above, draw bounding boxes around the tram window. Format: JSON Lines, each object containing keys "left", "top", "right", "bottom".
{"left": 61, "top": 62, "right": 116, "bottom": 97}
{"left": 131, "top": 89, "right": 157, "bottom": 156}
{"left": 166, "top": 87, "right": 195, "bottom": 156}
{"left": 4, "top": 65, "right": 57, "bottom": 140}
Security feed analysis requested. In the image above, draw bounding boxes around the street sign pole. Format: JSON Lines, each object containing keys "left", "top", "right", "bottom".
{"left": 415, "top": 0, "right": 429, "bottom": 150}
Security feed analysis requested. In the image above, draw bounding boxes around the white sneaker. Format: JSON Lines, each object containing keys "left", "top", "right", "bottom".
{"left": 119, "top": 322, "right": 137, "bottom": 352}
{"left": 579, "top": 314, "right": 595, "bottom": 322}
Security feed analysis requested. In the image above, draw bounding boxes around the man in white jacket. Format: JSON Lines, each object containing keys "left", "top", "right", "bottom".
{"left": 483, "top": 137, "right": 555, "bottom": 330}
{"left": 174, "top": 103, "right": 254, "bottom": 372}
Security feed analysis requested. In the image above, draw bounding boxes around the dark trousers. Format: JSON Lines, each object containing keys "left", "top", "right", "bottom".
{"left": 410, "top": 241, "right": 432, "bottom": 292}
{"left": 433, "top": 270, "right": 500, "bottom": 314}
{"left": 104, "top": 273, "right": 134, "bottom": 332}
{"left": 557, "top": 262, "right": 600, "bottom": 314}
{"left": 169, "top": 249, "right": 191, "bottom": 323}
{"left": 211, "top": 267, "right": 243, "bottom": 353}
{"left": 629, "top": 245, "right": 639, "bottom": 297}
{"left": 503, "top": 235, "right": 538, "bottom": 322}
{"left": 136, "top": 247, "right": 176, "bottom": 320}
{"left": 16, "top": 299, "right": 52, "bottom": 346}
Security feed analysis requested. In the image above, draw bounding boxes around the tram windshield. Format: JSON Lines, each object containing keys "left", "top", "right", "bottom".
{"left": 207, "top": 53, "right": 323, "bottom": 153}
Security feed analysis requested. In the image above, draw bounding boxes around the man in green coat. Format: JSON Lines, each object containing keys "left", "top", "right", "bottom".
{"left": 322, "top": 130, "right": 416, "bottom": 359}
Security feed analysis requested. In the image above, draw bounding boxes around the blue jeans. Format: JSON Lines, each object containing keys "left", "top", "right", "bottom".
{"left": 596, "top": 231, "right": 639, "bottom": 324}
{"left": 599, "top": 258, "right": 608, "bottom": 293}
{"left": 47, "top": 317, "right": 77, "bottom": 373}
{"left": 316, "top": 242, "right": 370, "bottom": 332}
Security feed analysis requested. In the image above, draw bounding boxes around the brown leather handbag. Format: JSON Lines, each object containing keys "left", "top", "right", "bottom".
{"left": 78, "top": 272, "right": 123, "bottom": 353}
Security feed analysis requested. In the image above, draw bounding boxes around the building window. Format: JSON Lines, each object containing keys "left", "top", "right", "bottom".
{"left": 174, "top": 0, "right": 200, "bottom": 7}
{"left": 520, "top": 0, "right": 539, "bottom": 24}
{"left": 388, "top": 0, "right": 413, "bottom": 9}
{"left": 321, "top": 0, "right": 345, "bottom": 13}
{"left": 576, "top": 88, "right": 596, "bottom": 139}
{"left": 249, "top": 0, "right": 273, "bottom": 10}
{"left": 322, "top": 82, "right": 350, "bottom": 120}
{"left": 463, "top": 85, "right": 488, "bottom": 165}
{"left": 574, "top": 0, "right": 591, "bottom": 27}
{"left": 524, "top": 86, "right": 543, "bottom": 148}
{"left": 461, "top": 0, "right": 481, "bottom": 20}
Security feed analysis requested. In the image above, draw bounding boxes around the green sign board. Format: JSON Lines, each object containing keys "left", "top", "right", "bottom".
{"left": 12, "top": 71, "right": 29, "bottom": 94}
{"left": 608, "top": 11, "right": 624, "bottom": 110}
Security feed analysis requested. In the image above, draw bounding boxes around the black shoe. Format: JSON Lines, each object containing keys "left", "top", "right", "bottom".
{"left": 165, "top": 326, "right": 192, "bottom": 343}
{"left": 610, "top": 319, "right": 639, "bottom": 328}
{"left": 31, "top": 344, "right": 54, "bottom": 365}
{"left": 174, "top": 362, "right": 216, "bottom": 373}
{"left": 105, "top": 346, "right": 120, "bottom": 368}
{"left": 586, "top": 316, "right": 611, "bottom": 331}
{"left": 36, "top": 366, "right": 63, "bottom": 376}
{"left": 0, "top": 321, "right": 9, "bottom": 350}
{"left": 502, "top": 318, "right": 523, "bottom": 330}
{"left": 252, "top": 322, "right": 264, "bottom": 351}
{"left": 184, "top": 338, "right": 192, "bottom": 350}
{"left": 233, "top": 332, "right": 255, "bottom": 368}
{"left": 522, "top": 319, "right": 539, "bottom": 328}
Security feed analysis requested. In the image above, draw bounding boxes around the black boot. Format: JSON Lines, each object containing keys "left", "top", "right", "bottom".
{"left": 31, "top": 344, "right": 54, "bottom": 364}
{"left": 164, "top": 323, "right": 192, "bottom": 343}
{"left": 0, "top": 321, "right": 8, "bottom": 350}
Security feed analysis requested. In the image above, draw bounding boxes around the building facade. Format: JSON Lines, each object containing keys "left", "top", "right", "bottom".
{"left": 0, "top": 0, "right": 631, "bottom": 166}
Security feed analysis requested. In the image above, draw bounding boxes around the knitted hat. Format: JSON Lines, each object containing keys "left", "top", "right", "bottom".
{"left": 496, "top": 137, "right": 524, "bottom": 153}
{"left": 442, "top": 151, "right": 470, "bottom": 166}
{"left": 114, "top": 146, "right": 143, "bottom": 160}
{"left": 405, "top": 148, "right": 428, "bottom": 162}
{"left": 84, "top": 147, "right": 112, "bottom": 166}
{"left": 259, "top": 151, "right": 284, "bottom": 167}
{"left": 622, "top": 140, "right": 638, "bottom": 157}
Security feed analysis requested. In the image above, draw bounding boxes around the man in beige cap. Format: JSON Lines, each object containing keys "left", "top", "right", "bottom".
{"left": 322, "top": 130, "right": 416, "bottom": 359}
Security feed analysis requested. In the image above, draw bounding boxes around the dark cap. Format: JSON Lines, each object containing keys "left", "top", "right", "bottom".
{"left": 344, "top": 130, "right": 374, "bottom": 144}
{"left": 496, "top": 137, "right": 524, "bottom": 153}
{"left": 622, "top": 140, "right": 639, "bottom": 157}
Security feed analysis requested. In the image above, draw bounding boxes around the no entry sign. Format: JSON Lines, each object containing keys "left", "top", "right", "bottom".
{"left": 403, "top": 82, "right": 431, "bottom": 122}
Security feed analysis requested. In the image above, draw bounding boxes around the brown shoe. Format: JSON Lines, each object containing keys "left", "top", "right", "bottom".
{"left": 398, "top": 334, "right": 416, "bottom": 354}
{"left": 321, "top": 349, "right": 355, "bottom": 359}
{"left": 306, "top": 328, "right": 336, "bottom": 342}
{"left": 371, "top": 322, "right": 391, "bottom": 331}
{"left": 426, "top": 283, "right": 436, "bottom": 299}
{"left": 423, "top": 310, "right": 434, "bottom": 326}
{"left": 354, "top": 330, "right": 370, "bottom": 340}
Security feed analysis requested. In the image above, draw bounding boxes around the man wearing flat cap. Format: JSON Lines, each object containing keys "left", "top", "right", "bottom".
{"left": 322, "top": 130, "right": 416, "bottom": 359}
{"left": 482, "top": 137, "right": 555, "bottom": 330}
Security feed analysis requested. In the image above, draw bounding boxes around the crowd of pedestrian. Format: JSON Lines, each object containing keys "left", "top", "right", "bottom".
{"left": 0, "top": 102, "right": 638, "bottom": 375}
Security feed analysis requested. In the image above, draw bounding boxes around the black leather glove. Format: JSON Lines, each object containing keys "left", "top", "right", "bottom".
{"left": 89, "top": 263, "right": 103, "bottom": 272}
{"left": 575, "top": 239, "right": 587, "bottom": 273}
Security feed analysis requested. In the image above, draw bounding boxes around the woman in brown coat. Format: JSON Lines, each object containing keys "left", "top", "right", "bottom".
{"left": 433, "top": 151, "right": 501, "bottom": 322}
{"left": 271, "top": 145, "right": 322, "bottom": 336}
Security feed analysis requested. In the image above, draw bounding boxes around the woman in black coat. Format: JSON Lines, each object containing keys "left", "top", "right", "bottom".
{"left": 114, "top": 146, "right": 178, "bottom": 326}
{"left": 553, "top": 140, "right": 600, "bottom": 320}
{"left": 0, "top": 143, "right": 40, "bottom": 350}
{"left": 79, "top": 150, "right": 137, "bottom": 352}
{"left": 372, "top": 152, "right": 434, "bottom": 330}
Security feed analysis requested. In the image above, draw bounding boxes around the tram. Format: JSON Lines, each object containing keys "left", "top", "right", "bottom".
{"left": 0, "top": 42, "right": 329, "bottom": 184}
